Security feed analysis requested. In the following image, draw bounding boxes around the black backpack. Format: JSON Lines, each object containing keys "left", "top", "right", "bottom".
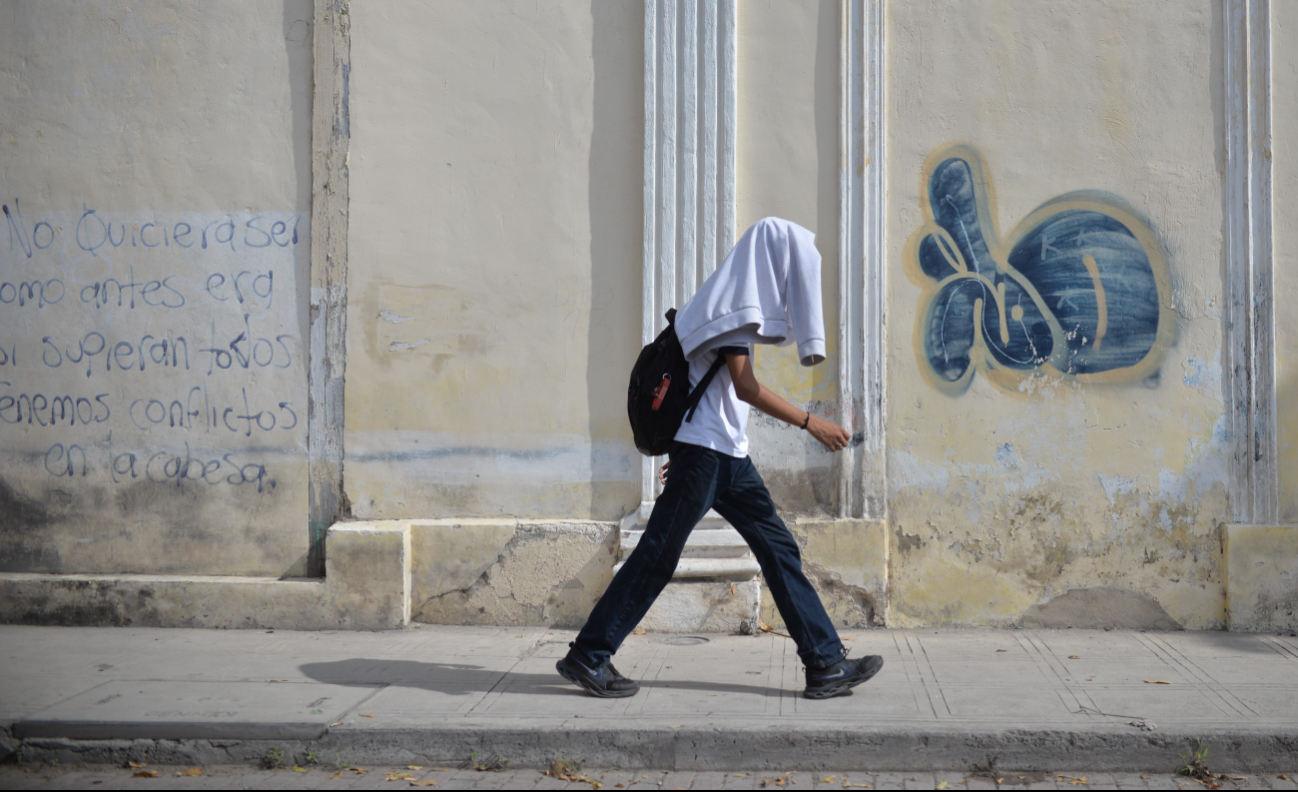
{"left": 627, "top": 309, "right": 727, "bottom": 456}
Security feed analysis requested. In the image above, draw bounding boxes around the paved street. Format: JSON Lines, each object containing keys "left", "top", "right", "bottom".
{"left": 2, "top": 764, "right": 1297, "bottom": 790}
{"left": 2, "top": 625, "right": 1296, "bottom": 773}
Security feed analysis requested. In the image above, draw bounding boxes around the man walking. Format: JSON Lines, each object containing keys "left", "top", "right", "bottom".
{"left": 557, "top": 218, "right": 884, "bottom": 700}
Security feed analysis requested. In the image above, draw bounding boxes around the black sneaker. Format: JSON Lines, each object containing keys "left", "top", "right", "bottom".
{"left": 556, "top": 646, "right": 640, "bottom": 698}
{"left": 803, "top": 654, "right": 884, "bottom": 699}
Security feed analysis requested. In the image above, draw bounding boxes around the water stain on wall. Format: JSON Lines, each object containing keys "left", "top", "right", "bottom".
{"left": 905, "top": 144, "right": 1175, "bottom": 395}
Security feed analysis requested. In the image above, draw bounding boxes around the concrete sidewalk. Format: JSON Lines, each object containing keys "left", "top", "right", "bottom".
{"left": 1, "top": 625, "right": 1295, "bottom": 773}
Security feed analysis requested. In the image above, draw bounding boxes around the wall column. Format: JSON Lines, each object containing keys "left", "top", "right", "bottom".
{"left": 1224, "top": 0, "right": 1277, "bottom": 524}
{"left": 1223, "top": 1, "right": 1295, "bottom": 634}
{"left": 308, "top": 0, "right": 352, "bottom": 576}
{"left": 838, "top": 0, "right": 886, "bottom": 520}
{"left": 640, "top": 0, "right": 738, "bottom": 510}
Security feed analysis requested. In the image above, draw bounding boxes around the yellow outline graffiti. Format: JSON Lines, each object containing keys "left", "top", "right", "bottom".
{"left": 904, "top": 144, "right": 1174, "bottom": 396}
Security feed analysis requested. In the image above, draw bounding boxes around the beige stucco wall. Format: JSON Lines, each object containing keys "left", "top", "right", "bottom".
{"left": 738, "top": 0, "right": 842, "bottom": 515}
{"left": 885, "top": 0, "right": 1229, "bottom": 628}
{"left": 0, "top": 1, "right": 312, "bottom": 576}
{"left": 344, "top": 1, "right": 643, "bottom": 522}
{"left": 1274, "top": 0, "right": 1298, "bottom": 524}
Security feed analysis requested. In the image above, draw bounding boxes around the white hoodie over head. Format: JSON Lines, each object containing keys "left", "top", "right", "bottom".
{"left": 674, "top": 217, "right": 826, "bottom": 367}
{"left": 671, "top": 217, "right": 826, "bottom": 458}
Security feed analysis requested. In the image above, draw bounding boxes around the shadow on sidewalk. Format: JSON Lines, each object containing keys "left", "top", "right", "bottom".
{"left": 298, "top": 659, "right": 806, "bottom": 698}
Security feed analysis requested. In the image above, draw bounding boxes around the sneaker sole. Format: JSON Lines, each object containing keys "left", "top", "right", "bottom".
{"left": 556, "top": 659, "right": 639, "bottom": 698}
{"left": 803, "top": 656, "right": 884, "bottom": 700}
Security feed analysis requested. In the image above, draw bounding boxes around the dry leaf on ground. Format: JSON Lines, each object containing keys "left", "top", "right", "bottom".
{"left": 409, "top": 781, "right": 439, "bottom": 787}
{"left": 133, "top": 770, "right": 158, "bottom": 778}
{"left": 546, "top": 763, "right": 604, "bottom": 789}
{"left": 995, "top": 649, "right": 1007, "bottom": 652}
{"left": 406, "top": 766, "right": 423, "bottom": 771}
{"left": 266, "top": 678, "right": 287, "bottom": 683}
{"left": 328, "top": 770, "right": 344, "bottom": 780}
{"left": 936, "top": 782, "right": 952, "bottom": 789}
{"left": 292, "top": 766, "right": 308, "bottom": 773}
{"left": 360, "top": 713, "right": 376, "bottom": 717}
{"left": 349, "top": 767, "right": 367, "bottom": 774}
{"left": 383, "top": 771, "right": 413, "bottom": 781}
{"left": 1144, "top": 680, "right": 1172, "bottom": 684}
{"left": 1068, "top": 655, "right": 1080, "bottom": 659}
{"left": 127, "top": 761, "right": 148, "bottom": 769}
{"left": 176, "top": 767, "right": 203, "bottom": 777}
{"left": 633, "top": 628, "right": 647, "bottom": 635}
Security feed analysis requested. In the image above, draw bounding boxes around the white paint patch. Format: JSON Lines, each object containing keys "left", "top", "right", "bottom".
{"left": 378, "top": 309, "right": 415, "bottom": 324}
{"left": 1181, "top": 355, "right": 1223, "bottom": 399}
{"left": 887, "top": 448, "right": 951, "bottom": 497}
{"left": 387, "top": 339, "right": 433, "bottom": 351}
{"left": 1098, "top": 474, "right": 1137, "bottom": 506}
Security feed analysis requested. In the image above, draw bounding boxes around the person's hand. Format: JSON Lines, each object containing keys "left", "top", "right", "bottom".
{"left": 806, "top": 414, "right": 850, "bottom": 452}
{"left": 659, "top": 460, "right": 670, "bottom": 484}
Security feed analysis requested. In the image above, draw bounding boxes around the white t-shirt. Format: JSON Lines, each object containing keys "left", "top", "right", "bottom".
{"left": 673, "top": 344, "right": 752, "bottom": 458}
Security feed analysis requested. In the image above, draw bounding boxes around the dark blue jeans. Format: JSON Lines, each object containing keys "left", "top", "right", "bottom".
{"left": 573, "top": 442, "right": 845, "bottom": 669}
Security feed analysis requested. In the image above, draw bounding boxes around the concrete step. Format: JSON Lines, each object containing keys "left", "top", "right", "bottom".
{"left": 618, "top": 506, "right": 762, "bottom": 631}
{"left": 613, "top": 557, "right": 761, "bottom": 579}
{"left": 619, "top": 528, "right": 752, "bottom": 558}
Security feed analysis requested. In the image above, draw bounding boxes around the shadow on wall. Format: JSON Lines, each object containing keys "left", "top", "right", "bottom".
{"left": 905, "top": 144, "right": 1177, "bottom": 396}
{"left": 586, "top": 0, "right": 643, "bottom": 520}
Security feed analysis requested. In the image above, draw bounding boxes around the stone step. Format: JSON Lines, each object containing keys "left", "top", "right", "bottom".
{"left": 617, "top": 504, "right": 762, "bottom": 631}
{"left": 619, "top": 527, "right": 751, "bottom": 558}
{"left": 634, "top": 579, "right": 761, "bottom": 633}
{"left": 613, "top": 556, "right": 761, "bottom": 580}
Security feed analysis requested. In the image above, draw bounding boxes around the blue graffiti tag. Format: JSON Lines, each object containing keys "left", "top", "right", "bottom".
{"left": 905, "top": 145, "right": 1175, "bottom": 395}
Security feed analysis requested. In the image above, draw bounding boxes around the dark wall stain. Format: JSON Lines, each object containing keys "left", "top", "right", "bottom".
{"left": 895, "top": 525, "right": 926, "bottom": 553}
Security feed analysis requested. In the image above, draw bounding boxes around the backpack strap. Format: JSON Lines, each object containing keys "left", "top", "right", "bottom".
{"left": 683, "top": 354, "right": 728, "bottom": 424}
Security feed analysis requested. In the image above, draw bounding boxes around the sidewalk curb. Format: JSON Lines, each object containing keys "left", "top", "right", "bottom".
{"left": 7, "top": 726, "right": 1297, "bottom": 773}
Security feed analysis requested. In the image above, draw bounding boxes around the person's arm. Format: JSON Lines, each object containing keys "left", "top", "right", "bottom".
{"left": 727, "top": 352, "right": 850, "bottom": 452}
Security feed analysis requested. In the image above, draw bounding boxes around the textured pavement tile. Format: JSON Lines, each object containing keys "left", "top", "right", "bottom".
{"left": 688, "top": 771, "right": 730, "bottom": 789}
{"left": 469, "top": 768, "right": 544, "bottom": 789}
{"left": 656, "top": 770, "right": 697, "bottom": 789}
{"left": 1135, "top": 776, "right": 1182, "bottom": 790}
{"left": 873, "top": 772, "right": 910, "bottom": 790}
{"left": 932, "top": 771, "right": 968, "bottom": 789}
{"left": 715, "top": 771, "right": 762, "bottom": 789}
